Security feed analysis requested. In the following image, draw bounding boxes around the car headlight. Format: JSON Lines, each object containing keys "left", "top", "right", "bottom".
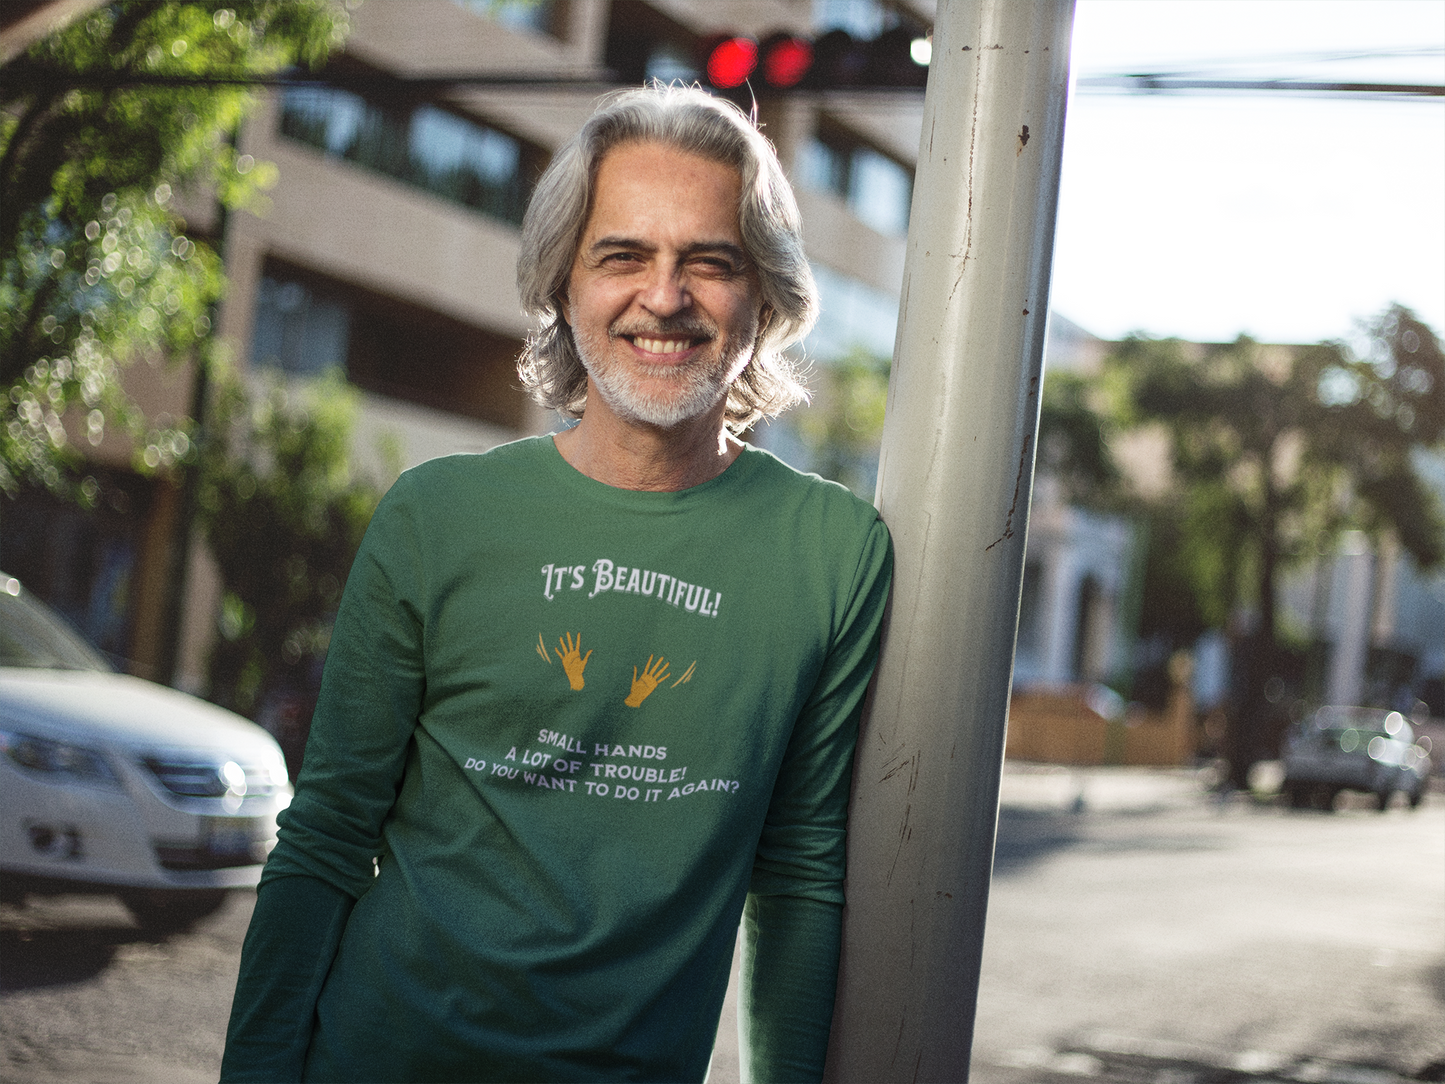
{"left": 0, "top": 728, "right": 119, "bottom": 787}
{"left": 141, "top": 751, "right": 289, "bottom": 806}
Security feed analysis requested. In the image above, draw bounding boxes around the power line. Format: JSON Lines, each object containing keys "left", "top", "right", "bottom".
{"left": 1076, "top": 74, "right": 1443, "bottom": 98}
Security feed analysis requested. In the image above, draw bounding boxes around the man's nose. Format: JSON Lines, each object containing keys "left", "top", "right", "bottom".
{"left": 638, "top": 263, "right": 691, "bottom": 316}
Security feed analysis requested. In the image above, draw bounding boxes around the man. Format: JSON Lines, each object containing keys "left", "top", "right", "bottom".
{"left": 221, "top": 85, "right": 892, "bottom": 1084}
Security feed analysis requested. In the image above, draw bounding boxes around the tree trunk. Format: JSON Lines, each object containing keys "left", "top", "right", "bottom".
{"left": 1227, "top": 468, "right": 1282, "bottom": 789}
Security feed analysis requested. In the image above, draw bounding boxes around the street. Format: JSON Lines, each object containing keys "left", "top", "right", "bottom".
{"left": 971, "top": 767, "right": 1445, "bottom": 1083}
{"left": 1, "top": 767, "right": 1441, "bottom": 1083}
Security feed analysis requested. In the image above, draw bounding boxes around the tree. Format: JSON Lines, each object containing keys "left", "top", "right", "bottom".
{"left": 792, "top": 347, "right": 890, "bottom": 498}
{"left": 1113, "top": 305, "right": 1445, "bottom": 784}
{"left": 197, "top": 368, "right": 390, "bottom": 770}
{"left": 1036, "top": 368, "right": 1122, "bottom": 505}
{"left": 0, "top": 0, "right": 347, "bottom": 497}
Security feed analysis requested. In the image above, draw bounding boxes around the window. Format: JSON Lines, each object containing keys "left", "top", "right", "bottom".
{"left": 0, "top": 471, "right": 156, "bottom": 668}
{"left": 796, "top": 138, "right": 849, "bottom": 200}
{"left": 603, "top": 2, "right": 702, "bottom": 87}
{"left": 453, "top": 0, "right": 562, "bottom": 37}
{"left": 252, "top": 262, "right": 530, "bottom": 430}
{"left": 278, "top": 85, "right": 541, "bottom": 227}
{"left": 252, "top": 275, "right": 351, "bottom": 377}
{"left": 806, "top": 262, "right": 899, "bottom": 363}
{"left": 813, "top": 0, "right": 890, "bottom": 38}
{"left": 797, "top": 127, "right": 913, "bottom": 235}
{"left": 643, "top": 42, "right": 700, "bottom": 85}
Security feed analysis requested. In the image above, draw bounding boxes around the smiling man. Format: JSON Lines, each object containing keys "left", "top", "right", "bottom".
{"left": 221, "top": 85, "right": 892, "bottom": 1084}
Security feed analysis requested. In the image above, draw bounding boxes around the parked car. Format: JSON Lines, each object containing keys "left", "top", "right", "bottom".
{"left": 1281, "top": 705, "right": 1430, "bottom": 811}
{"left": 0, "top": 574, "right": 291, "bottom": 930}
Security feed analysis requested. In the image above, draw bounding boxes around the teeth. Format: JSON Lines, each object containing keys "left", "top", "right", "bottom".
{"left": 634, "top": 337, "right": 692, "bottom": 355}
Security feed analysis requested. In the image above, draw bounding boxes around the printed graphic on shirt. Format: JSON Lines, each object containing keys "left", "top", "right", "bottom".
{"left": 460, "top": 732, "right": 740, "bottom": 805}
{"left": 537, "top": 633, "right": 698, "bottom": 708}
{"left": 624, "top": 654, "right": 668, "bottom": 706}
{"left": 535, "top": 631, "right": 592, "bottom": 690}
{"left": 516, "top": 551, "right": 732, "bottom": 802}
{"left": 540, "top": 559, "right": 721, "bottom": 617}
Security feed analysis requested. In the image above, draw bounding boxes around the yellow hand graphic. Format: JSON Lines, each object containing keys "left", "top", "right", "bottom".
{"left": 557, "top": 632, "right": 591, "bottom": 691}
{"left": 624, "top": 654, "right": 670, "bottom": 708}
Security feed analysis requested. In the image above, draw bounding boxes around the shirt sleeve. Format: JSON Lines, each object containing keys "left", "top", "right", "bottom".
{"left": 260, "top": 472, "right": 428, "bottom": 895}
{"left": 220, "top": 476, "right": 428, "bottom": 1078}
{"left": 219, "top": 874, "right": 354, "bottom": 1082}
{"left": 739, "top": 515, "right": 893, "bottom": 1083}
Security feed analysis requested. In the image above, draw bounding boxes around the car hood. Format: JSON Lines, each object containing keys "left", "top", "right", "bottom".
{"left": 0, "top": 668, "right": 280, "bottom": 757}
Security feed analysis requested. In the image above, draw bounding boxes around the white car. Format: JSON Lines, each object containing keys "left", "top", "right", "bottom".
{"left": 0, "top": 574, "right": 291, "bottom": 931}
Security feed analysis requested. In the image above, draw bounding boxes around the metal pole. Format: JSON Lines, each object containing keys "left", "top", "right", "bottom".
{"left": 823, "top": 3, "right": 1074, "bottom": 1081}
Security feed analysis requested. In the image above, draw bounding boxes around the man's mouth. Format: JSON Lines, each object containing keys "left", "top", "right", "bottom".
{"left": 628, "top": 335, "right": 703, "bottom": 355}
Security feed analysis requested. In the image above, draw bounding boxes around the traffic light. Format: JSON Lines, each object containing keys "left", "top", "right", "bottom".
{"left": 701, "top": 35, "right": 759, "bottom": 89}
{"left": 699, "top": 26, "right": 929, "bottom": 94}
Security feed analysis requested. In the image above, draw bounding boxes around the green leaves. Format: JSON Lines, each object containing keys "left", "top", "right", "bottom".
{"left": 793, "top": 347, "right": 890, "bottom": 498}
{"left": 1038, "top": 370, "right": 1121, "bottom": 504}
{"left": 197, "top": 367, "right": 389, "bottom": 717}
{"left": 1, "top": 0, "right": 347, "bottom": 496}
{"left": 1110, "top": 305, "right": 1445, "bottom": 648}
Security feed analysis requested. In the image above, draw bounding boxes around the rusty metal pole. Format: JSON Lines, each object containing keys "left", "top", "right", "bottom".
{"left": 823, "top": 2, "right": 1075, "bottom": 1080}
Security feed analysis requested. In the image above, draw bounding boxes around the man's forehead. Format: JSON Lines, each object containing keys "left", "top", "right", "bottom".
{"left": 596, "top": 138, "right": 738, "bottom": 177}
{"left": 592, "top": 141, "right": 742, "bottom": 200}
{"left": 583, "top": 141, "right": 746, "bottom": 241}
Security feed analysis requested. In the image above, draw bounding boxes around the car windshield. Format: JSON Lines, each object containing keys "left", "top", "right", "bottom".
{"left": 0, "top": 582, "right": 111, "bottom": 672}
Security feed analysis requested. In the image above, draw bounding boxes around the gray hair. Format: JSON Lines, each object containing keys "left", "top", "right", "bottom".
{"left": 515, "top": 84, "right": 817, "bottom": 432}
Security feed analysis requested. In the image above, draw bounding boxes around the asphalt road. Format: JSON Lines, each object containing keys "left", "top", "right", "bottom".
{"left": 1, "top": 767, "right": 1440, "bottom": 1083}
{"left": 969, "top": 767, "right": 1445, "bottom": 1084}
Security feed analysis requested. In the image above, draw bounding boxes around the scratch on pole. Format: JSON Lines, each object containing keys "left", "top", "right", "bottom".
{"left": 986, "top": 376, "right": 1041, "bottom": 551}
{"left": 946, "top": 56, "right": 984, "bottom": 306}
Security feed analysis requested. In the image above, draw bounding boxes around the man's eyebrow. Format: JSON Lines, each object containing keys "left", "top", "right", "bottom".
{"left": 586, "top": 235, "right": 653, "bottom": 254}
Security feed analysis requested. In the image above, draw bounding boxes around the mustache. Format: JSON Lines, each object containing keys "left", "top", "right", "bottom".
{"left": 609, "top": 316, "right": 716, "bottom": 341}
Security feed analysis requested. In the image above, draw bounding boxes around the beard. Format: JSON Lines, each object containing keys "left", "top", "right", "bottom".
{"left": 573, "top": 315, "right": 753, "bottom": 429}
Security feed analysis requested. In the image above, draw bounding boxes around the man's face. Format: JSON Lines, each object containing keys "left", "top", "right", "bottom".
{"left": 563, "top": 140, "right": 763, "bottom": 430}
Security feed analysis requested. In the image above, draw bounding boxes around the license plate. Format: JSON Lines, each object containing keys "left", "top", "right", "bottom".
{"left": 205, "top": 817, "right": 257, "bottom": 856}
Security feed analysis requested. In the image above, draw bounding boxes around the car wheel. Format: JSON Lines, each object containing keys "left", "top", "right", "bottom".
{"left": 1408, "top": 786, "right": 1425, "bottom": 810}
{"left": 122, "top": 888, "right": 230, "bottom": 934}
{"left": 1285, "top": 783, "right": 1310, "bottom": 810}
{"left": 1374, "top": 789, "right": 1392, "bottom": 812}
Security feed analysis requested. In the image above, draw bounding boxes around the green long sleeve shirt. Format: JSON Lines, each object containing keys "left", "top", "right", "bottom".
{"left": 221, "top": 436, "right": 892, "bottom": 1083}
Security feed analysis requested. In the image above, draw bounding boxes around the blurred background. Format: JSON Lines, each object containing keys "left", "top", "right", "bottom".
{"left": 2, "top": 0, "right": 1440, "bottom": 785}
{"left": 1, "top": 1, "right": 1442, "bottom": 1080}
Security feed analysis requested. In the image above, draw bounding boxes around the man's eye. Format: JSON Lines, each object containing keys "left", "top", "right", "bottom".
{"left": 693, "top": 258, "right": 736, "bottom": 275}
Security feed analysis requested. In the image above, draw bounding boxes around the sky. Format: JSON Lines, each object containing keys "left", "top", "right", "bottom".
{"left": 1051, "top": 0, "right": 1445, "bottom": 345}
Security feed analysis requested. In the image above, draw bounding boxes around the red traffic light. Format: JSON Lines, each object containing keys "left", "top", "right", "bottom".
{"left": 705, "top": 36, "right": 758, "bottom": 89}
{"left": 698, "top": 26, "right": 926, "bottom": 94}
{"left": 760, "top": 33, "right": 813, "bottom": 88}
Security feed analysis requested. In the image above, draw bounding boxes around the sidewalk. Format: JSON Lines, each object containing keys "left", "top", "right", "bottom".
{"left": 998, "top": 760, "right": 1213, "bottom": 813}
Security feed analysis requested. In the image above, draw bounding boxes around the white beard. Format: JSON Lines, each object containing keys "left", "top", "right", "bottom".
{"left": 574, "top": 323, "right": 751, "bottom": 429}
